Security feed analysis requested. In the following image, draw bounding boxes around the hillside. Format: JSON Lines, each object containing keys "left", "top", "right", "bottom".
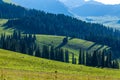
{"left": 0, "top": 49, "right": 120, "bottom": 80}
{"left": 36, "top": 35, "right": 109, "bottom": 55}
{"left": 0, "top": 19, "right": 108, "bottom": 52}
{"left": 1, "top": 1, "right": 120, "bottom": 59}
{"left": 0, "top": 19, "right": 109, "bottom": 61}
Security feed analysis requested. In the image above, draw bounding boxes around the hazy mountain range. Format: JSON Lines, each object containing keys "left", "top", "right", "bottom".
{"left": 8, "top": 0, "right": 120, "bottom": 29}
{"left": 10, "top": 0, "right": 120, "bottom": 16}
{"left": 11, "top": 0, "right": 71, "bottom": 16}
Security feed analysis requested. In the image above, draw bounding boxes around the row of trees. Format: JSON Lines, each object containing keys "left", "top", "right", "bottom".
{"left": 0, "top": 31, "right": 36, "bottom": 54}
{"left": 0, "top": 31, "right": 119, "bottom": 69}
{"left": 0, "top": 31, "right": 69, "bottom": 63}
{"left": 78, "top": 49, "right": 119, "bottom": 69}
{"left": 35, "top": 45, "right": 69, "bottom": 63}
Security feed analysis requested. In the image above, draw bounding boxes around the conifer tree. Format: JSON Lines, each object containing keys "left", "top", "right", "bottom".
{"left": 91, "top": 51, "right": 98, "bottom": 67}
{"left": 101, "top": 50, "right": 105, "bottom": 68}
{"left": 50, "top": 46, "right": 55, "bottom": 60}
{"left": 78, "top": 48, "right": 82, "bottom": 64}
{"left": 35, "top": 47, "right": 41, "bottom": 57}
{"left": 65, "top": 50, "right": 69, "bottom": 63}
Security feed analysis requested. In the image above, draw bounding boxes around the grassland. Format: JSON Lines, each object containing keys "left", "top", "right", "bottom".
{"left": 0, "top": 49, "right": 119, "bottom": 80}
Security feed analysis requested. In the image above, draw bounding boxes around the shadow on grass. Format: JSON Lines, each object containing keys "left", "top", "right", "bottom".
{"left": 87, "top": 43, "right": 98, "bottom": 51}
{"left": 55, "top": 42, "right": 67, "bottom": 49}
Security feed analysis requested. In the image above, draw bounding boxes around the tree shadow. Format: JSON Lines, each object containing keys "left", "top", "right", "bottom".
{"left": 55, "top": 42, "right": 67, "bottom": 49}
{"left": 96, "top": 45, "right": 105, "bottom": 51}
{"left": 87, "top": 43, "right": 98, "bottom": 51}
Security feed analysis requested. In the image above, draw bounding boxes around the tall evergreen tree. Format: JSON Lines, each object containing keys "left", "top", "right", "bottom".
{"left": 35, "top": 47, "right": 41, "bottom": 57}
{"left": 101, "top": 50, "right": 105, "bottom": 68}
{"left": 65, "top": 50, "right": 69, "bottom": 63}
{"left": 91, "top": 51, "right": 98, "bottom": 67}
{"left": 50, "top": 46, "right": 55, "bottom": 60}
{"left": 78, "top": 49, "right": 82, "bottom": 64}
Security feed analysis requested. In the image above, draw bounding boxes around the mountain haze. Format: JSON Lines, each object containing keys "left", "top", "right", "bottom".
{"left": 72, "top": 3, "right": 120, "bottom": 17}
{"left": 11, "top": 0, "right": 71, "bottom": 15}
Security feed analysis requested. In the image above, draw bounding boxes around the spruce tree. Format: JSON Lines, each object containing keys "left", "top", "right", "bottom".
{"left": 35, "top": 47, "right": 41, "bottom": 57}
{"left": 91, "top": 51, "right": 98, "bottom": 67}
{"left": 50, "top": 46, "right": 55, "bottom": 60}
{"left": 72, "top": 53, "right": 75, "bottom": 64}
{"left": 65, "top": 50, "right": 69, "bottom": 63}
{"left": 86, "top": 51, "right": 89, "bottom": 66}
{"left": 78, "top": 48, "right": 82, "bottom": 64}
{"left": 82, "top": 50, "right": 85, "bottom": 65}
{"left": 101, "top": 50, "right": 105, "bottom": 68}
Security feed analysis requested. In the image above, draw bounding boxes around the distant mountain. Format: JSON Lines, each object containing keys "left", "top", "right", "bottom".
{"left": 11, "top": 0, "right": 72, "bottom": 16}
{"left": 71, "top": 1, "right": 120, "bottom": 17}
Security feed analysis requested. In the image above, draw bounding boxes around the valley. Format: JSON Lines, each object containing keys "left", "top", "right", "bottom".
{"left": 0, "top": 0, "right": 120, "bottom": 80}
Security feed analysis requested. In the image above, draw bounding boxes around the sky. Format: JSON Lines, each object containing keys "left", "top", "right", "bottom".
{"left": 59, "top": 0, "right": 120, "bottom": 5}
{"left": 94, "top": 0, "right": 120, "bottom": 5}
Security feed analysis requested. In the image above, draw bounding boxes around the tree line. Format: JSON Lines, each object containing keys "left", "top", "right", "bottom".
{"left": 78, "top": 49, "right": 119, "bottom": 69}
{"left": 0, "top": 31, "right": 119, "bottom": 69}
{"left": 0, "top": 31, "right": 69, "bottom": 63}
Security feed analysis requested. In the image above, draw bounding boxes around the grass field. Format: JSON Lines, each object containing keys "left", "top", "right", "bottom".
{"left": 0, "top": 49, "right": 120, "bottom": 80}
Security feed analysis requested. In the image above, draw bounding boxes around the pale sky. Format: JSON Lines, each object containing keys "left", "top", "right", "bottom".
{"left": 60, "top": 0, "right": 120, "bottom": 5}
{"left": 94, "top": 0, "right": 120, "bottom": 5}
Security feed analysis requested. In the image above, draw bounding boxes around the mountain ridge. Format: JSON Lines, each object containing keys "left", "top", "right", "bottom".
{"left": 11, "top": 0, "right": 72, "bottom": 16}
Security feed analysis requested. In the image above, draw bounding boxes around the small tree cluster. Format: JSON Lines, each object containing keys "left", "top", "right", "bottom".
{"left": 0, "top": 31, "right": 36, "bottom": 55}
{"left": 38, "top": 45, "right": 70, "bottom": 63}
{"left": 78, "top": 48, "right": 119, "bottom": 69}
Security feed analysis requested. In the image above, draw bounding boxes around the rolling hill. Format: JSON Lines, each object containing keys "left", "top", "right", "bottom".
{"left": 0, "top": 49, "right": 120, "bottom": 80}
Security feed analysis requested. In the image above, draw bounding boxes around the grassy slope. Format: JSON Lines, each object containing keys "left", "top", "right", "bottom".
{"left": 0, "top": 49, "right": 120, "bottom": 80}
{"left": 36, "top": 35, "right": 108, "bottom": 53}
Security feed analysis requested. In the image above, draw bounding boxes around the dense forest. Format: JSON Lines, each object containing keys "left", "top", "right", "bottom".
{"left": 0, "top": 0, "right": 29, "bottom": 19}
